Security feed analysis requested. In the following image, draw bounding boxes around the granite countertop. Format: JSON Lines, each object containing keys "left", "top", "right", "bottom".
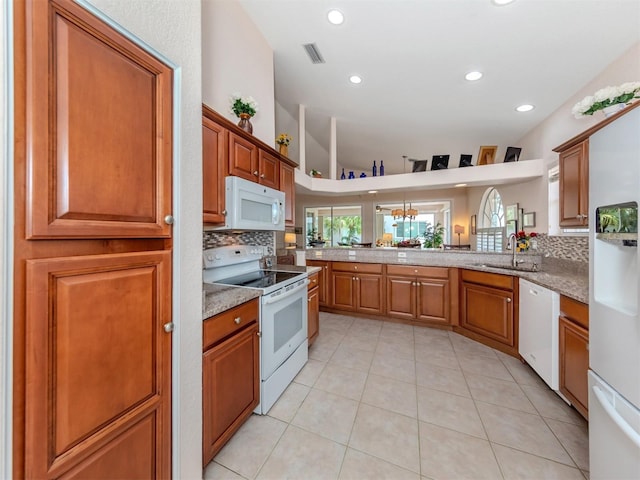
{"left": 202, "top": 266, "right": 320, "bottom": 320}
{"left": 306, "top": 248, "right": 589, "bottom": 304}
{"left": 203, "top": 252, "right": 588, "bottom": 320}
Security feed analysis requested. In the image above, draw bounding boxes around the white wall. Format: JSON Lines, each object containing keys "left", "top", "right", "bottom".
{"left": 202, "top": 0, "right": 275, "bottom": 146}
{"left": 1, "top": 1, "right": 12, "bottom": 476}
{"left": 517, "top": 42, "right": 640, "bottom": 164}
{"left": 82, "top": 1, "right": 203, "bottom": 478}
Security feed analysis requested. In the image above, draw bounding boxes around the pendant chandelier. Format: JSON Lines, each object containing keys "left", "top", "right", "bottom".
{"left": 391, "top": 203, "right": 418, "bottom": 220}
{"left": 392, "top": 156, "right": 418, "bottom": 221}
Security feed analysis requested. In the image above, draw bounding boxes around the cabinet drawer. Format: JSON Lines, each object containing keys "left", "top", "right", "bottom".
{"left": 331, "top": 262, "right": 382, "bottom": 274}
{"left": 387, "top": 264, "right": 448, "bottom": 279}
{"left": 308, "top": 272, "right": 319, "bottom": 290}
{"left": 461, "top": 269, "right": 514, "bottom": 290}
{"left": 203, "top": 299, "right": 259, "bottom": 351}
{"left": 560, "top": 295, "right": 589, "bottom": 330}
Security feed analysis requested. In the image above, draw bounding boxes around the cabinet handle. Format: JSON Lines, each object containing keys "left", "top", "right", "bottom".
{"left": 260, "top": 173, "right": 265, "bottom": 178}
{"left": 352, "top": 277, "right": 356, "bottom": 281}
{"left": 354, "top": 266, "right": 358, "bottom": 270}
{"left": 222, "top": 209, "right": 227, "bottom": 216}
{"left": 234, "top": 317, "right": 242, "bottom": 325}
{"left": 253, "top": 170, "right": 259, "bottom": 176}
{"left": 164, "top": 215, "right": 174, "bottom": 225}
{"left": 506, "top": 298, "right": 512, "bottom": 303}
{"left": 163, "top": 322, "right": 174, "bottom": 333}
{"left": 308, "top": 298, "right": 312, "bottom": 302}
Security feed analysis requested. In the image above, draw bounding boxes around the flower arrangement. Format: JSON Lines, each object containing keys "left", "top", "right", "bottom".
{"left": 516, "top": 230, "right": 537, "bottom": 241}
{"left": 229, "top": 93, "right": 258, "bottom": 117}
{"left": 572, "top": 82, "right": 640, "bottom": 118}
{"left": 276, "top": 133, "right": 292, "bottom": 146}
{"left": 310, "top": 169, "right": 322, "bottom": 177}
{"left": 516, "top": 230, "right": 537, "bottom": 252}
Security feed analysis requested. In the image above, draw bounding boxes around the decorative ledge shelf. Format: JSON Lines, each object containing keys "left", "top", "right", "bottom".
{"left": 295, "top": 159, "right": 546, "bottom": 195}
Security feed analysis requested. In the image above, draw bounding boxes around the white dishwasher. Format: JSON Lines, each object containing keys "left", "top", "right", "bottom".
{"left": 518, "top": 278, "right": 560, "bottom": 390}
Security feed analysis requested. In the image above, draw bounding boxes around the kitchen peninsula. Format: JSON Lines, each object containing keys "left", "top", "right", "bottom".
{"left": 306, "top": 247, "right": 588, "bottom": 303}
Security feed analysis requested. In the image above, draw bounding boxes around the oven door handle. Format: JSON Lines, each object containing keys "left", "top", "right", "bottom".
{"left": 263, "top": 280, "right": 309, "bottom": 305}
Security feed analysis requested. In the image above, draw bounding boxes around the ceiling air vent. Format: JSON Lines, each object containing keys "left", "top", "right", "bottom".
{"left": 303, "top": 43, "right": 325, "bottom": 64}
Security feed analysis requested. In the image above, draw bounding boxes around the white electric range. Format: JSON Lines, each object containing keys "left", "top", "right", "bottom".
{"left": 203, "top": 245, "right": 309, "bottom": 414}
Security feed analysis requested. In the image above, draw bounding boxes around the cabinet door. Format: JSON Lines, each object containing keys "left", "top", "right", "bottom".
{"left": 416, "top": 278, "right": 450, "bottom": 325}
{"left": 331, "top": 271, "right": 356, "bottom": 311}
{"left": 559, "top": 140, "right": 589, "bottom": 227}
{"left": 203, "top": 117, "right": 227, "bottom": 224}
{"left": 203, "top": 323, "right": 259, "bottom": 465}
{"left": 386, "top": 276, "right": 415, "bottom": 320}
{"left": 25, "top": 0, "right": 173, "bottom": 239}
{"left": 559, "top": 316, "right": 589, "bottom": 419}
{"left": 461, "top": 282, "right": 514, "bottom": 347}
{"left": 356, "top": 274, "right": 385, "bottom": 315}
{"left": 308, "top": 287, "right": 320, "bottom": 346}
{"left": 24, "top": 251, "right": 172, "bottom": 479}
{"left": 280, "top": 162, "right": 296, "bottom": 227}
{"left": 258, "top": 149, "right": 280, "bottom": 189}
{"left": 228, "top": 132, "right": 258, "bottom": 182}
{"left": 307, "top": 260, "right": 328, "bottom": 306}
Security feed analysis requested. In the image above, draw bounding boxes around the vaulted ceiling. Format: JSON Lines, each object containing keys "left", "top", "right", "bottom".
{"left": 239, "top": 0, "right": 640, "bottom": 175}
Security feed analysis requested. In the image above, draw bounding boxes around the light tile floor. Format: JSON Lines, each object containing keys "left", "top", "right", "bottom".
{"left": 205, "top": 312, "right": 589, "bottom": 480}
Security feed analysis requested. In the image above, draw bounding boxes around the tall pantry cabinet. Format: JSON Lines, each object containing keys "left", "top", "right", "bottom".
{"left": 13, "top": 1, "right": 173, "bottom": 478}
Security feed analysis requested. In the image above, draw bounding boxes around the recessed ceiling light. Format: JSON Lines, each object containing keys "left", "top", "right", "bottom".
{"left": 516, "top": 104, "right": 535, "bottom": 112}
{"left": 492, "top": 0, "right": 515, "bottom": 5}
{"left": 349, "top": 75, "right": 362, "bottom": 84}
{"left": 327, "top": 9, "right": 344, "bottom": 25}
{"left": 465, "top": 71, "right": 483, "bottom": 81}
{"left": 455, "top": 183, "right": 468, "bottom": 187}
{"left": 368, "top": 190, "right": 378, "bottom": 194}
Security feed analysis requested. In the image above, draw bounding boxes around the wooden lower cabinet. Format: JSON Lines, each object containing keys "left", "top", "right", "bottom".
{"left": 308, "top": 274, "right": 320, "bottom": 346}
{"left": 559, "top": 296, "right": 589, "bottom": 419}
{"left": 330, "top": 262, "right": 385, "bottom": 315}
{"left": 306, "top": 260, "right": 330, "bottom": 306}
{"left": 386, "top": 265, "right": 450, "bottom": 326}
{"left": 203, "top": 299, "right": 260, "bottom": 465}
{"left": 459, "top": 270, "right": 518, "bottom": 356}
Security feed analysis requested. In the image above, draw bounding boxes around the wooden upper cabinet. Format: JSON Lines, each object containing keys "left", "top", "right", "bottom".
{"left": 558, "top": 139, "right": 589, "bottom": 227}
{"left": 280, "top": 162, "right": 295, "bottom": 226}
{"left": 25, "top": 0, "right": 173, "bottom": 239}
{"left": 203, "top": 116, "right": 227, "bottom": 224}
{"left": 258, "top": 149, "right": 280, "bottom": 189}
{"left": 228, "top": 132, "right": 259, "bottom": 182}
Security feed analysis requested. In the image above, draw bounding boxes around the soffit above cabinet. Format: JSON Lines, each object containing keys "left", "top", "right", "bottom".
{"left": 295, "top": 159, "right": 545, "bottom": 196}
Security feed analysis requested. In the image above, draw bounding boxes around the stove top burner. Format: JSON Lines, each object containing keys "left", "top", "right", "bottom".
{"left": 214, "top": 270, "right": 302, "bottom": 290}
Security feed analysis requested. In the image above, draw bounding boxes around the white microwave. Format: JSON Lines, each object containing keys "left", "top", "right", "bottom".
{"left": 211, "top": 176, "right": 285, "bottom": 231}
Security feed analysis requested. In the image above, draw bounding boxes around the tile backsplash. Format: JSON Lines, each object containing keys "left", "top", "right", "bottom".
{"left": 202, "top": 231, "right": 275, "bottom": 255}
{"left": 536, "top": 234, "right": 588, "bottom": 263}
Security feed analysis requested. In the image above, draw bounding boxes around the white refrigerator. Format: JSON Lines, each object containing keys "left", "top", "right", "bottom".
{"left": 588, "top": 105, "right": 640, "bottom": 479}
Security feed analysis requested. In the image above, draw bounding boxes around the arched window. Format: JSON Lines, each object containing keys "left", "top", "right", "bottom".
{"left": 477, "top": 187, "right": 505, "bottom": 251}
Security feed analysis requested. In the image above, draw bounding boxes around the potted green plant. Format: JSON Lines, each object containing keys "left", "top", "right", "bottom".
{"left": 423, "top": 222, "right": 445, "bottom": 249}
{"left": 229, "top": 93, "right": 258, "bottom": 133}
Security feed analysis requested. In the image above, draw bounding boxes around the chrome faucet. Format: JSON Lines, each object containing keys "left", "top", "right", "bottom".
{"left": 508, "top": 233, "right": 520, "bottom": 268}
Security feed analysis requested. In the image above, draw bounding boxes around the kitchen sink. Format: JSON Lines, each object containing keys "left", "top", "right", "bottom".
{"left": 472, "top": 263, "right": 539, "bottom": 273}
